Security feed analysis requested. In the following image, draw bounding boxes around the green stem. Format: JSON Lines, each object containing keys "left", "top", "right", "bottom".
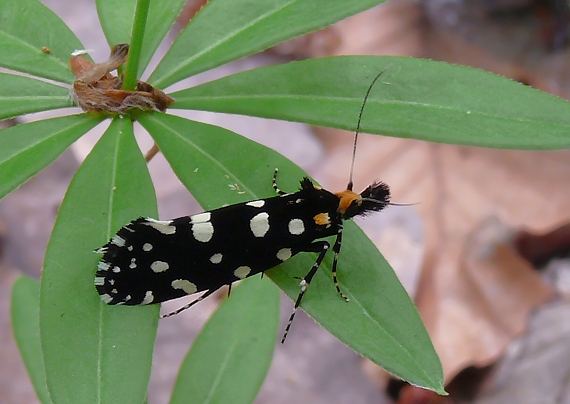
{"left": 122, "top": 0, "right": 151, "bottom": 90}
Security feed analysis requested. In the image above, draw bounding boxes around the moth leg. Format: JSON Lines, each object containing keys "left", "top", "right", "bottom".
{"left": 227, "top": 283, "right": 232, "bottom": 297}
{"left": 161, "top": 287, "right": 219, "bottom": 318}
{"left": 272, "top": 168, "right": 287, "bottom": 195}
{"left": 281, "top": 240, "right": 330, "bottom": 343}
{"left": 332, "top": 224, "right": 349, "bottom": 301}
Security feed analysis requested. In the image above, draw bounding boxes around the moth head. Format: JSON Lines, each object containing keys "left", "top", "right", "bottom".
{"left": 336, "top": 181, "right": 390, "bottom": 219}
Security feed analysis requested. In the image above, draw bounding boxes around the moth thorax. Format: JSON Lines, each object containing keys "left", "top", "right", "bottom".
{"left": 336, "top": 182, "right": 391, "bottom": 219}
{"left": 335, "top": 189, "right": 360, "bottom": 216}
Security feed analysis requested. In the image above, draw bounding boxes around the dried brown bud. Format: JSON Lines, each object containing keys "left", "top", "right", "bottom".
{"left": 69, "top": 44, "right": 174, "bottom": 113}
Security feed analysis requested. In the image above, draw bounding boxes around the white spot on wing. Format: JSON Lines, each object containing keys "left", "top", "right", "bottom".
{"left": 192, "top": 222, "right": 214, "bottom": 242}
{"left": 142, "top": 291, "right": 154, "bottom": 304}
{"left": 210, "top": 253, "right": 223, "bottom": 264}
{"left": 100, "top": 294, "right": 113, "bottom": 304}
{"left": 276, "top": 248, "right": 292, "bottom": 261}
{"left": 142, "top": 243, "right": 153, "bottom": 252}
{"left": 112, "top": 266, "right": 121, "bottom": 273}
{"left": 190, "top": 212, "right": 211, "bottom": 224}
{"left": 129, "top": 258, "right": 137, "bottom": 269}
{"left": 250, "top": 212, "right": 269, "bottom": 237}
{"left": 144, "top": 218, "right": 176, "bottom": 235}
{"left": 246, "top": 200, "right": 265, "bottom": 208}
{"left": 288, "top": 218, "right": 305, "bottom": 235}
{"left": 98, "top": 261, "right": 110, "bottom": 271}
{"left": 150, "top": 261, "right": 169, "bottom": 272}
{"left": 171, "top": 279, "right": 198, "bottom": 295}
{"left": 234, "top": 266, "right": 252, "bottom": 279}
{"left": 111, "top": 235, "right": 126, "bottom": 247}
{"left": 94, "top": 277, "right": 105, "bottom": 286}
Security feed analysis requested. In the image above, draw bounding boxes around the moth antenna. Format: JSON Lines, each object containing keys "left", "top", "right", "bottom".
{"left": 389, "top": 202, "right": 418, "bottom": 207}
{"left": 348, "top": 65, "right": 393, "bottom": 191}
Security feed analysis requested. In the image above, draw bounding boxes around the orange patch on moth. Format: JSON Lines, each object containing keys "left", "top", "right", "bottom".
{"left": 335, "top": 190, "right": 360, "bottom": 214}
{"left": 313, "top": 212, "right": 331, "bottom": 226}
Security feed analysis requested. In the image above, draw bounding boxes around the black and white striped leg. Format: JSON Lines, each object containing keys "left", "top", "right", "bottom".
{"left": 332, "top": 226, "right": 349, "bottom": 302}
{"left": 161, "top": 288, "right": 219, "bottom": 318}
{"left": 272, "top": 168, "right": 287, "bottom": 195}
{"left": 281, "top": 240, "right": 330, "bottom": 343}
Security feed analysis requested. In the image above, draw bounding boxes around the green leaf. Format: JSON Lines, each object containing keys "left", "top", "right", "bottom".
{"left": 11, "top": 276, "right": 52, "bottom": 404}
{"left": 0, "top": 0, "right": 85, "bottom": 83}
{"left": 170, "top": 276, "right": 279, "bottom": 404}
{"left": 170, "top": 56, "right": 570, "bottom": 150}
{"left": 139, "top": 113, "right": 444, "bottom": 392}
{"left": 149, "top": 0, "right": 385, "bottom": 88}
{"left": 96, "top": 0, "right": 186, "bottom": 75}
{"left": 138, "top": 114, "right": 306, "bottom": 210}
{"left": 0, "top": 114, "right": 103, "bottom": 199}
{"left": 0, "top": 73, "right": 72, "bottom": 120}
{"left": 40, "top": 118, "right": 159, "bottom": 403}
{"left": 268, "top": 222, "right": 444, "bottom": 392}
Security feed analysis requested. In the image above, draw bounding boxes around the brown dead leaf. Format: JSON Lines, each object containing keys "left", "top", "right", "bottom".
{"left": 422, "top": 218, "right": 554, "bottom": 379}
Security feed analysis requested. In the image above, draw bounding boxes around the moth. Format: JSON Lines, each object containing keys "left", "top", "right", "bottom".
{"left": 95, "top": 69, "right": 392, "bottom": 341}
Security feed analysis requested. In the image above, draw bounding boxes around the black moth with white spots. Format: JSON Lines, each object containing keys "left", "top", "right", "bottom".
{"left": 95, "top": 169, "right": 390, "bottom": 340}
